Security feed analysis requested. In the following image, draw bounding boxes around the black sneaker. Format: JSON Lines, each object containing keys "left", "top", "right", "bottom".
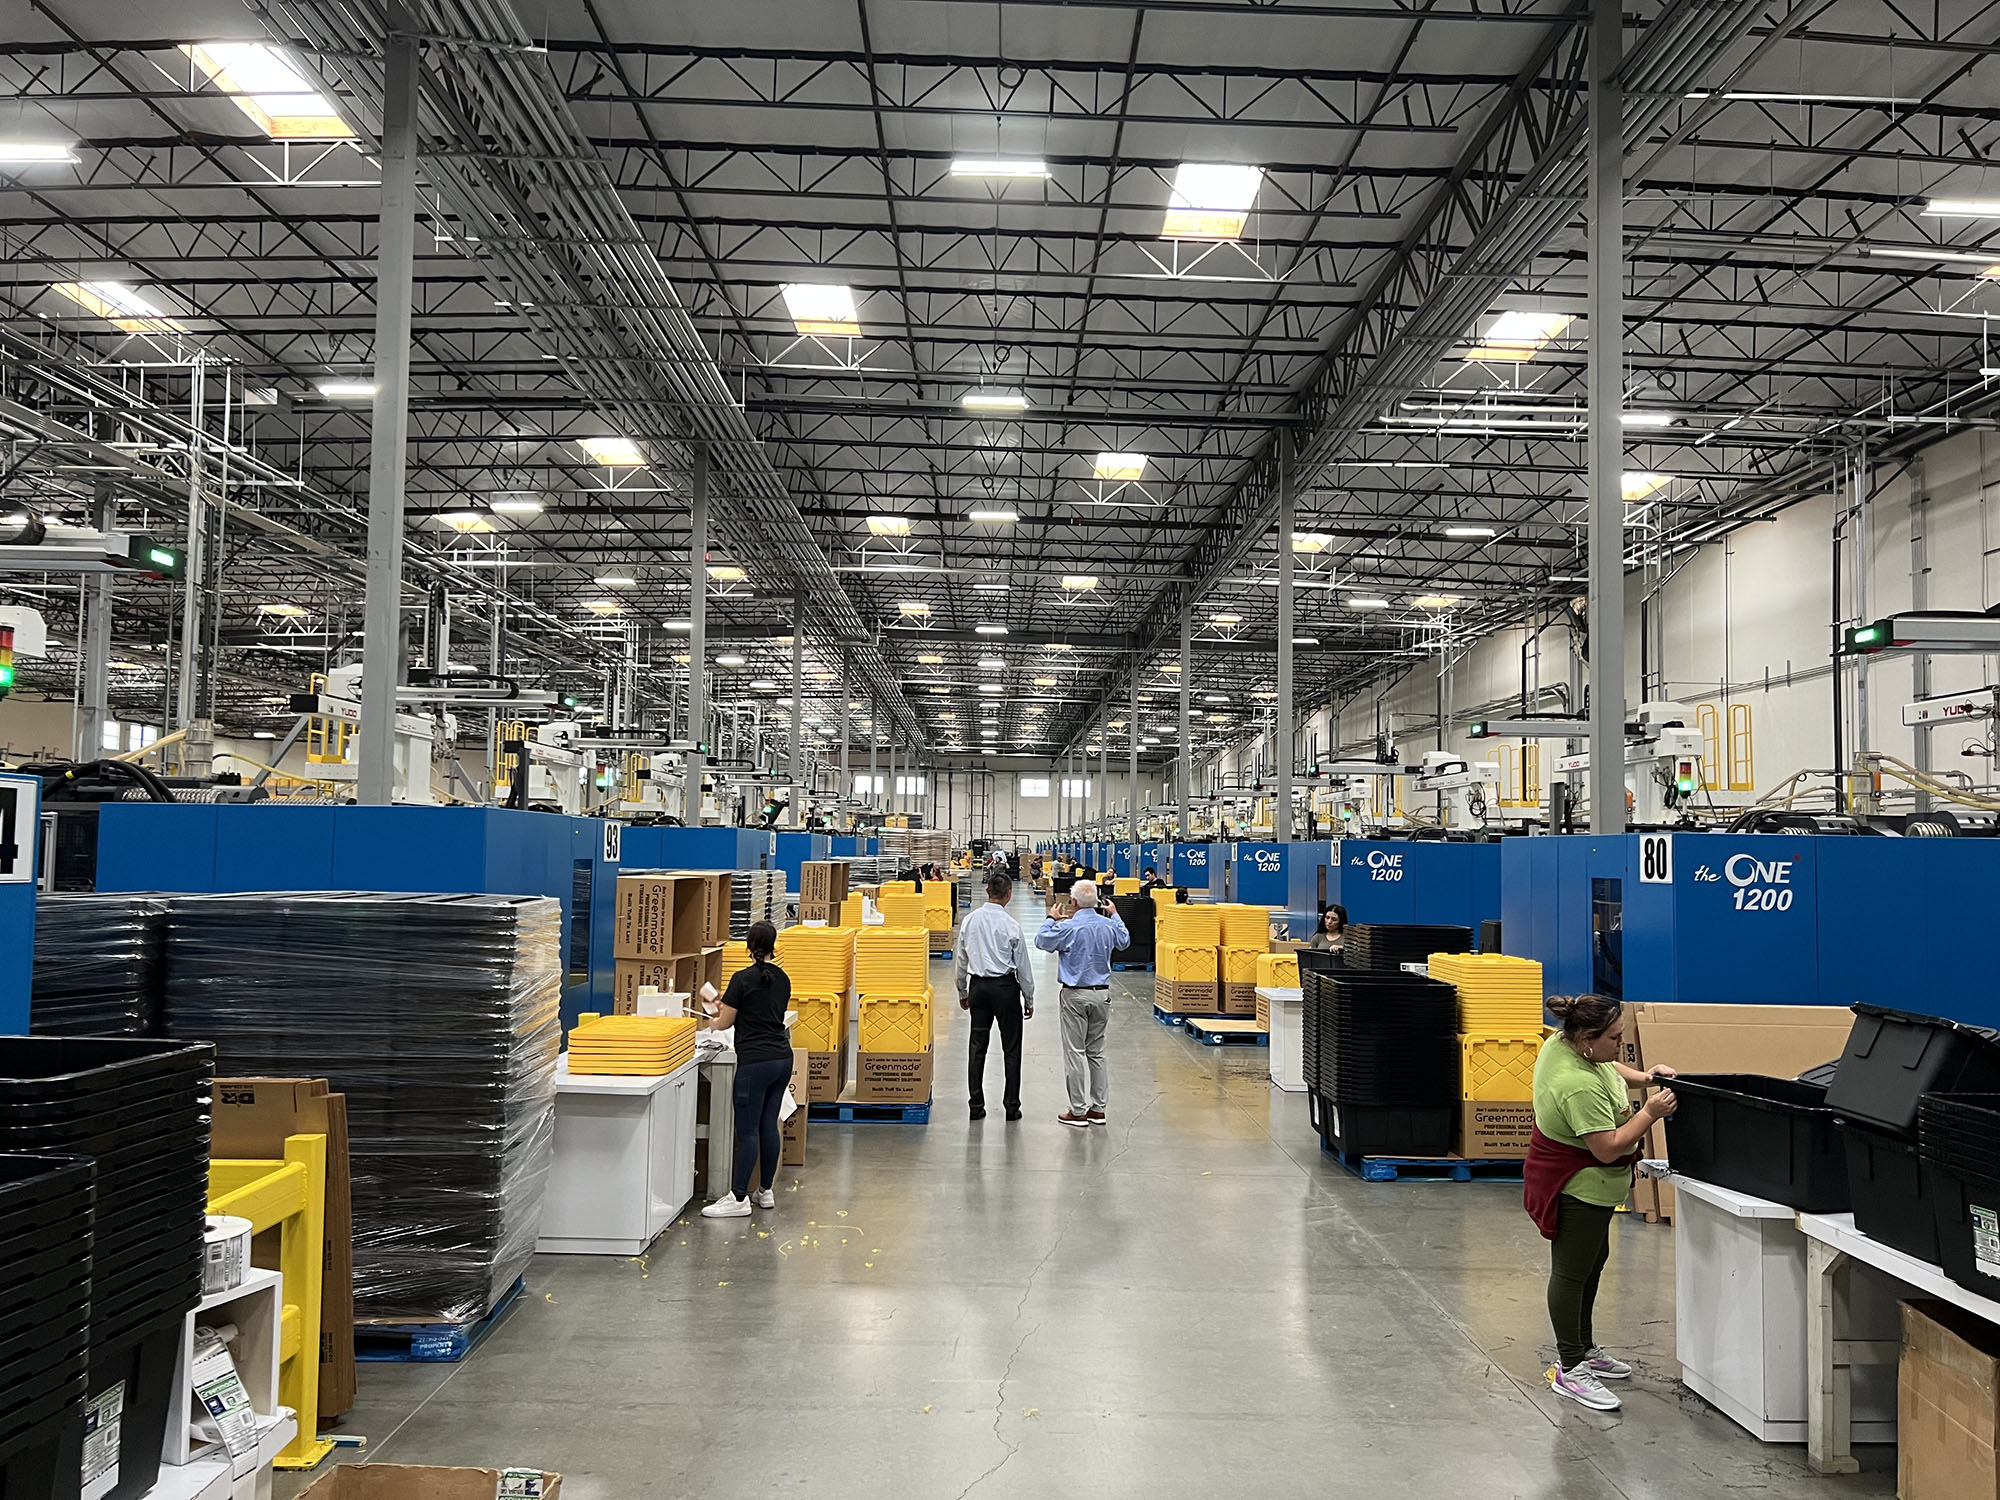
{"left": 1005, "top": 1108, "right": 1022, "bottom": 1121}
{"left": 969, "top": 1108, "right": 987, "bottom": 1120}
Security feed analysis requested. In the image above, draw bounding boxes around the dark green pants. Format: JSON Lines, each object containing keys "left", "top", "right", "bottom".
{"left": 1548, "top": 1195, "right": 1617, "bottom": 1369}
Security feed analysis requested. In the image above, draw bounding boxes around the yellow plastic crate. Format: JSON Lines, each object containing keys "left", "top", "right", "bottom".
{"left": 776, "top": 925, "right": 856, "bottom": 993}
{"left": 1156, "top": 942, "right": 1218, "bottom": 982}
{"left": 1151, "top": 887, "right": 1181, "bottom": 909}
{"left": 1430, "top": 952, "right": 1545, "bottom": 1033}
{"left": 1219, "top": 905, "right": 1271, "bottom": 946}
{"left": 1221, "top": 945, "right": 1263, "bottom": 984}
{"left": 1157, "top": 904, "right": 1221, "bottom": 945}
{"left": 1254, "top": 952, "right": 1299, "bottom": 988}
{"left": 719, "top": 940, "right": 751, "bottom": 988}
{"left": 878, "top": 879, "right": 917, "bottom": 895}
{"left": 841, "top": 893, "right": 867, "bottom": 928}
{"left": 877, "top": 890, "right": 928, "bottom": 928}
{"left": 859, "top": 991, "right": 933, "bottom": 1053}
{"left": 792, "top": 993, "right": 849, "bottom": 1053}
{"left": 855, "top": 926, "right": 931, "bottom": 994}
{"left": 568, "top": 1014, "right": 699, "bottom": 1075}
{"left": 1459, "top": 1032, "right": 1544, "bottom": 1101}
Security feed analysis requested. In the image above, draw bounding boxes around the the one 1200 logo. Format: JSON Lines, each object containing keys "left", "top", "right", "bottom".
{"left": 1694, "top": 855, "right": 1796, "bottom": 911}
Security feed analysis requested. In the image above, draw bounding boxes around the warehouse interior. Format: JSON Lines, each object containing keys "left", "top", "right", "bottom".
{"left": 3, "top": 0, "right": 2000, "bottom": 1496}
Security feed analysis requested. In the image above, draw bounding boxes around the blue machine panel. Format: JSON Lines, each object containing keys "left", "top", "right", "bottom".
{"left": 1231, "top": 843, "right": 1290, "bottom": 909}
{"left": 772, "top": 831, "right": 830, "bottom": 887}
{"left": 97, "top": 802, "right": 218, "bottom": 892}
{"left": 1142, "top": 842, "right": 1171, "bottom": 883}
{"left": 0, "top": 774, "right": 39, "bottom": 1031}
{"left": 1113, "top": 843, "right": 1136, "bottom": 878}
{"left": 1171, "top": 841, "right": 1224, "bottom": 898}
{"left": 1329, "top": 839, "right": 1503, "bottom": 937}
{"left": 621, "top": 825, "right": 767, "bottom": 873}
{"left": 1283, "top": 841, "right": 1336, "bottom": 937}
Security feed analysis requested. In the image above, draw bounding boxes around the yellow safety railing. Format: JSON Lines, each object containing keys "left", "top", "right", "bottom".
{"left": 1728, "top": 702, "right": 1755, "bottom": 790}
{"left": 1697, "top": 703, "right": 1722, "bottom": 790}
{"left": 303, "top": 673, "right": 352, "bottom": 764}
{"left": 208, "top": 1133, "right": 332, "bottom": 1471}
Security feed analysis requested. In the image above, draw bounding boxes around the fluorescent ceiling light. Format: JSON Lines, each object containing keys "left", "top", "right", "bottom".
{"left": 867, "top": 515, "right": 912, "bottom": 536}
{"left": 1687, "top": 90, "right": 1918, "bottom": 104}
{"left": 664, "top": 620, "right": 692, "bottom": 632}
{"left": 779, "top": 283, "right": 860, "bottom": 337}
{"left": 981, "top": 728, "right": 999, "bottom": 738}
{"left": 716, "top": 653, "right": 746, "bottom": 667}
{"left": 52, "top": 281, "right": 182, "bottom": 335}
{"left": 979, "top": 683, "right": 1004, "bottom": 694}
{"left": 930, "top": 686, "right": 951, "bottom": 695}
{"left": 950, "top": 157, "right": 1050, "bottom": 178}
{"left": 1207, "top": 713, "right": 1230, "bottom": 723}
{"left": 1162, "top": 162, "right": 1264, "bottom": 240}
{"left": 1922, "top": 199, "right": 2000, "bottom": 218}
{"left": 707, "top": 564, "right": 747, "bottom": 582}
{"left": 1025, "top": 703, "right": 1045, "bottom": 712}
{"left": 1291, "top": 532, "right": 1332, "bottom": 552}
{"left": 972, "top": 582, "right": 1007, "bottom": 592}
{"left": 898, "top": 601, "right": 931, "bottom": 615}
{"left": 751, "top": 679, "right": 778, "bottom": 691}
{"left": 436, "top": 510, "right": 491, "bottom": 532}
{"left": 1622, "top": 411, "right": 1680, "bottom": 428}
{"left": 1033, "top": 675, "right": 1057, "bottom": 686}
{"left": 181, "top": 43, "right": 354, "bottom": 140}
{"left": 1291, "top": 635, "right": 1318, "bottom": 645}
{"left": 0, "top": 141, "right": 77, "bottom": 165}
{"left": 585, "top": 599, "right": 623, "bottom": 614}
{"left": 1203, "top": 693, "right": 1229, "bottom": 703}
{"left": 257, "top": 602, "right": 308, "bottom": 618}
{"left": 1444, "top": 525, "right": 1495, "bottom": 538}
{"left": 1209, "top": 613, "right": 1241, "bottom": 625}
{"left": 1467, "top": 310, "right": 1573, "bottom": 362}
{"left": 962, "top": 390, "right": 1029, "bottom": 412}
{"left": 1413, "top": 594, "right": 1462, "bottom": 609}
{"left": 1157, "top": 661, "right": 1178, "bottom": 671}
{"left": 1049, "top": 643, "right": 1073, "bottom": 652}
{"left": 1061, "top": 575, "right": 1099, "bottom": 591}
{"left": 917, "top": 653, "right": 945, "bottom": 665}
{"left": 577, "top": 436, "right": 645, "bottom": 465}
{"left": 1092, "top": 452, "right": 1147, "bottom": 482}
{"left": 968, "top": 509, "right": 1017, "bottom": 523}
{"left": 597, "top": 573, "right": 636, "bottom": 588}
{"left": 975, "top": 623, "right": 1008, "bottom": 635}
{"left": 489, "top": 495, "right": 544, "bottom": 516}
{"left": 1860, "top": 245, "right": 2000, "bottom": 265}
{"left": 1348, "top": 596, "right": 1389, "bottom": 609}
{"left": 978, "top": 657, "right": 1006, "bottom": 670}
{"left": 1622, "top": 471, "right": 1673, "bottom": 502}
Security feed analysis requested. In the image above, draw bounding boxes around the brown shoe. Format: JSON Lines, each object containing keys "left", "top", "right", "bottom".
{"left": 1087, "top": 1109, "right": 1106, "bottom": 1126}
{"left": 1057, "top": 1111, "right": 1091, "bottom": 1128}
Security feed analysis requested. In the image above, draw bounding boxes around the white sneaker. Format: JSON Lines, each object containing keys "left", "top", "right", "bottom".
{"left": 754, "top": 1188, "right": 776, "bottom": 1210}
{"left": 1584, "top": 1347, "right": 1632, "bottom": 1380}
{"left": 701, "top": 1194, "right": 751, "bottom": 1219}
{"left": 1549, "top": 1362, "right": 1622, "bottom": 1411}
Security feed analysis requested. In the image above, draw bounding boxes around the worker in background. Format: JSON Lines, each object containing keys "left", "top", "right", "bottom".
{"left": 699, "top": 920, "right": 794, "bottom": 1220}
{"left": 1525, "top": 994, "right": 1678, "bottom": 1411}
{"left": 955, "top": 869, "right": 1036, "bottom": 1121}
{"left": 1139, "top": 865, "right": 1163, "bottom": 893}
{"left": 1034, "top": 879, "right": 1129, "bottom": 1128}
{"left": 1309, "top": 904, "right": 1349, "bottom": 956}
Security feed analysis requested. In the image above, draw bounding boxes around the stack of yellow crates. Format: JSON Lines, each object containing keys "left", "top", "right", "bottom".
{"left": 840, "top": 893, "right": 867, "bottom": 928}
{"left": 719, "top": 939, "right": 751, "bottom": 989}
{"left": 567, "top": 1015, "right": 698, "bottom": 1075}
{"left": 922, "top": 881, "right": 953, "bottom": 948}
{"left": 1255, "top": 951, "right": 1300, "bottom": 989}
{"left": 1429, "top": 952, "right": 1546, "bottom": 1100}
{"left": 855, "top": 926, "right": 936, "bottom": 1105}
{"left": 791, "top": 994, "right": 848, "bottom": 1053}
{"left": 877, "top": 886, "right": 928, "bottom": 929}
{"left": 1155, "top": 901, "right": 1222, "bottom": 1015}
{"left": 855, "top": 927, "right": 929, "bottom": 994}
{"left": 1218, "top": 905, "right": 1271, "bottom": 947}
{"left": 858, "top": 987, "right": 934, "bottom": 1052}
{"left": 1157, "top": 903, "right": 1221, "bottom": 946}
{"left": 778, "top": 925, "right": 859, "bottom": 1103}
{"left": 775, "top": 925, "right": 856, "bottom": 994}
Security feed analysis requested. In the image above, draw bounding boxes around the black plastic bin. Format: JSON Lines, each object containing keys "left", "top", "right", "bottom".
{"left": 1924, "top": 1157, "right": 2000, "bottom": 1300}
{"left": 80, "top": 1312, "right": 181, "bottom": 1500}
{"left": 1822, "top": 1005, "right": 2000, "bottom": 1135}
{"left": 0, "top": 1399, "right": 84, "bottom": 1500}
{"left": 1664, "top": 1074, "right": 1850, "bottom": 1211}
{"left": 1317, "top": 1098, "right": 1454, "bottom": 1158}
{"left": 1840, "top": 1118, "right": 1940, "bottom": 1264}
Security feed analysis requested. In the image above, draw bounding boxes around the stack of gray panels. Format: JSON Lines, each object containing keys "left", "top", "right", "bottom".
{"left": 31, "top": 896, "right": 168, "bottom": 1037}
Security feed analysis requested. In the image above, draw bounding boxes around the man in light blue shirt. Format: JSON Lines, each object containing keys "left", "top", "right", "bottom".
{"left": 1034, "top": 879, "right": 1129, "bottom": 1127}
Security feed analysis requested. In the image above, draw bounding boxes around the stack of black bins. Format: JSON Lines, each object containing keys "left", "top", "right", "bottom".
{"left": 31, "top": 896, "right": 168, "bottom": 1038}
{"left": 163, "top": 893, "right": 562, "bottom": 1324}
{"left": 1343, "top": 924, "right": 1474, "bottom": 973}
{"left": 1299, "top": 950, "right": 1458, "bottom": 1157}
{"left": 1917, "top": 1095, "right": 2000, "bottom": 1297}
{"left": 1824, "top": 1005, "right": 2000, "bottom": 1264}
{"left": 1118, "top": 893, "right": 1156, "bottom": 969}
{"left": 0, "top": 1039, "right": 211, "bottom": 1500}
{"left": 1664, "top": 1075, "right": 1849, "bottom": 1210}
{"left": 0, "top": 1155, "right": 92, "bottom": 1500}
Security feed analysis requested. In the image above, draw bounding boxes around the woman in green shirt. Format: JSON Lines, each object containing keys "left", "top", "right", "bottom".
{"left": 1527, "top": 994, "right": 1678, "bottom": 1412}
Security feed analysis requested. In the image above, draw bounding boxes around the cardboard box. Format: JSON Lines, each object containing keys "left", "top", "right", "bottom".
{"left": 1452, "top": 1099, "right": 1535, "bottom": 1161}
{"left": 800, "top": 860, "right": 850, "bottom": 907}
{"left": 613, "top": 873, "right": 682, "bottom": 960}
{"left": 797, "top": 899, "right": 839, "bottom": 926}
{"left": 783, "top": 1047, "right": 809, "bottom": 1167}
{"left": 294, "top": 1464, "right": 562, "bottom": 1500}
{"left": 1155, "top": 976, "right": 1219, "bottom": 1015}
{"left": 212, "top": 1078, "right": 356, "bottom": 1420}
{"left": 856, "top": 1047, "right": 933, "bottom": 1104}
{"left": 1255, "top": 991, "right": 1271, "bottom": 1031}
{"left": 612, "top": 959, "right": 679, "bottom": 1013}
{"left": 1901, "top": 1298, "right": 2000, "bottom": 1500}
{"left": 808, "top": 1045, "right": 848, "bottom": 1103}
{"left": 1220, "top": 981, "right": 1258, "bottom": 1018}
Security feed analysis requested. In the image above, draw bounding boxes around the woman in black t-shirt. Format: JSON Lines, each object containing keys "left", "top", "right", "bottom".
{"left": 700, "top": 921, "right": 795, "bottom": 1219}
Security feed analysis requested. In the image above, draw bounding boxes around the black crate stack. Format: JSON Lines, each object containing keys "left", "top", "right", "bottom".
{"left": 0, "top": 1038, "right": 212, "bottom": 1500}
{"left": 0, "top": 1155, "right": 92, "bottom": 1499}
{"left": 1343, "top": 924, "right": 1474, "bottom": 973}
{"left": 31, "top": 896, "right": 168, "bottom": 1038}
{"left": 162, "top": 892, "right": 562, "bottom": 1324}
{"left": 1299, "top": 951, "right": 1459, "bottom": 1158}
{"left": 1917, "top": 1094, "right": 2000, "bottom": 1300}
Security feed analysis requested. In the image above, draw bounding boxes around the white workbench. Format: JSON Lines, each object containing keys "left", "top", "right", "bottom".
{"left": 1256, "top": 986, "right": 1304, "bottom": 1092}
{"left": 1799, "top": 1209, "right": 2000, "bottom": 1474}
{"left": 537, "top": 1056, "right": 699, "bottom": 1255}
{"left": 1672, "top": 1176, "right": 1899, "bottom": 1446}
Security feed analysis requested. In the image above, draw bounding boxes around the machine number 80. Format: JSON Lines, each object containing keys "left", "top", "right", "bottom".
{"left": 1733, "top": 887, "right": 1794, "bottom": 911}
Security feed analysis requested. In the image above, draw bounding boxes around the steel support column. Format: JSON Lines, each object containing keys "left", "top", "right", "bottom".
{"left": 357, "top": 14, "right": 421, "bottom": 806}
{"left": 1177, "top": 609, "right": 1193, "bottom": 839}
{"left": 789, "top": 592, "right": 803, "bottom": 825}
{"left": 1586, "top": 0, "right": 1626, "bottom": 834}
{"left": 1128, "top": 670, "right": 1139, "bottom": 849}
{"left": 837, "top": 643, "right": 850, "bottom": 816}
{"left": 77, "top": 480, "right": 115, "bottom": 761}
{"left": 173, "top": 355, "right": 204, "bottom": 734}
{"left": 1275, "top": 430, "right": 1296, "bottom": 842}
{"left": 687, "top": 442, "right": 709, "bottom": 794}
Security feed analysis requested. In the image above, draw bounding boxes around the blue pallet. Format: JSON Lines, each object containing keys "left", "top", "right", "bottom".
{"left": 809, "top": 1098, "right": 932, "bottom": 1124}
{"left": 356, "top": 1277, "right": 525, "bottom": 1363}
{"left": 1112, "top": 960, "right": 1153, "bottom": 972}
{"left": 1183, "top": 1018, "right": 1269, "bottom": 1047}
{"left": 1319, "top": 1142, "right": 1524, "bottom": 1183}
{"left": 930, "top": 948, "right": 954, "bottom": 960}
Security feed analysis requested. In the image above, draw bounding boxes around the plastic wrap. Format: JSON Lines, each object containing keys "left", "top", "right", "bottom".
{"left": 32, "top": 895, "right": 169, "bottom": 1037}
{"left": 161, "top": 892, "right": 561, "bottom": 1323}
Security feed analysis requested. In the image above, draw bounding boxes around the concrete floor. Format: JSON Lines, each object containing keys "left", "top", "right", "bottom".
{"left": 285, "top": 895, "right": 1895, "bottom": 1499}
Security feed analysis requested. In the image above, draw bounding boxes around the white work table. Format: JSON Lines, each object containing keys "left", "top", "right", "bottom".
{"left": 1798, "top": 1208, "right": 2000, "bottom": 1475}
{"left": 1255, "top": 986, "right": 1303, "bottom": 1092}
{"left": 538, "top": 1055, "right": 699, "bottom": 1255}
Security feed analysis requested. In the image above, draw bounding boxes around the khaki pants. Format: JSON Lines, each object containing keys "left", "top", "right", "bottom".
{"left": 1059, "top": 987, "right": 1110, "bottom": 1113}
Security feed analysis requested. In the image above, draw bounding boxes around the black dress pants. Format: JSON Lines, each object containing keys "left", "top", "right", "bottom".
{"left": 967, "top": 974, "right": 1024, "bottom": 1113}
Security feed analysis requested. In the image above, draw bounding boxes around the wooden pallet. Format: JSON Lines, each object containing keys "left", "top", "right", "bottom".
{"left": 808, "top": 1096, "right": 933, "bottom": 1124}
{"left": 355, "top": 1277, "right": 524, "bottom": 1363}
{"left": 1183, "top": 1017, "right": 1269, "bottom": 1047}
{"left": 1319, "top": 1142, "right": 1525, "bottom": 1183}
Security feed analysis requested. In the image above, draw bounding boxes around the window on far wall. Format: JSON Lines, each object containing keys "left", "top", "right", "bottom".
{"left": 1060, "top": 777, "right": 1092, "bottom": 799}
{"left": 895, "top": 774, "right": 926, "bottom": 796}
{"left": 101, "top": 720, "right": 122, "bottom": 752}
{"left": 854, "top": 773, "right": 885, "bottom": 795}
{"left": 1019, "top": 776, "right": 1050, "bottom": 798}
